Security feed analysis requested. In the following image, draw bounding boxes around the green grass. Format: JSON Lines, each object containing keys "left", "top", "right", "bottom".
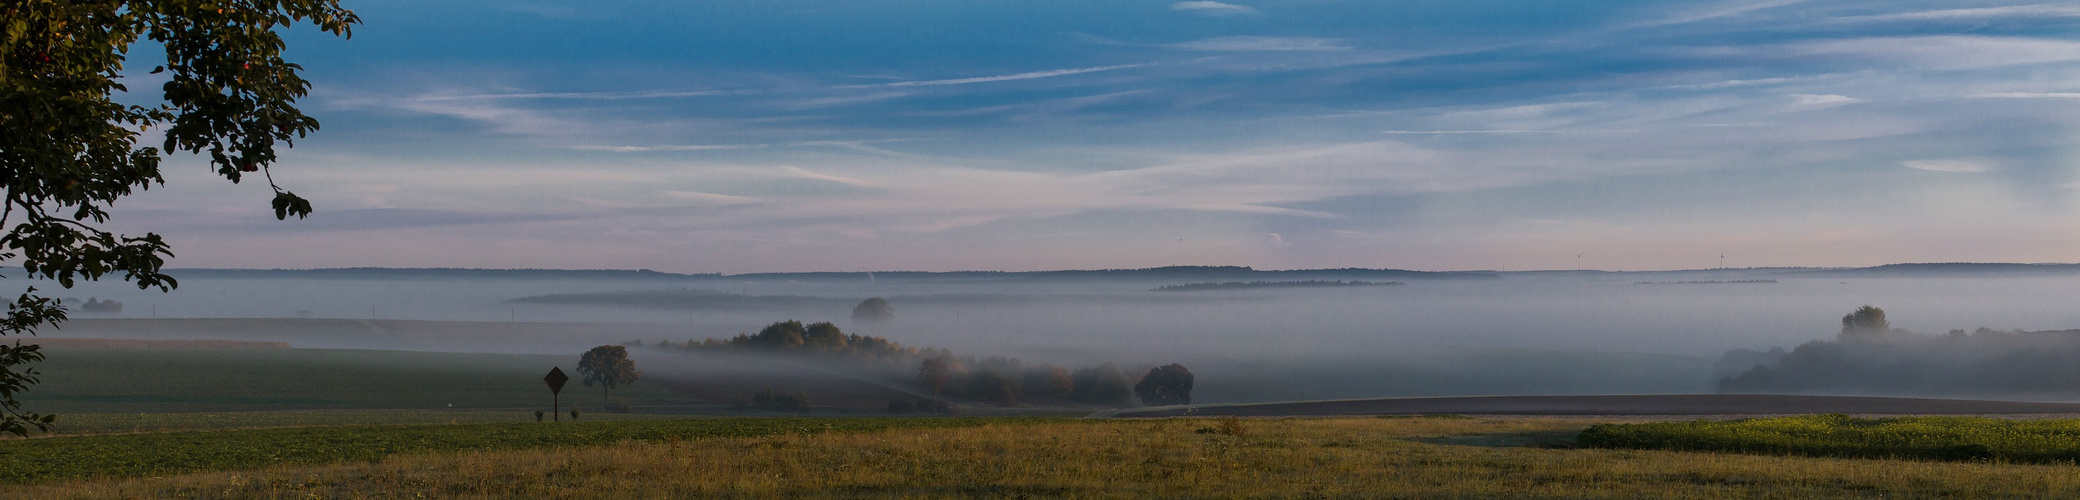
{"left": 40, "top": 409, "right": 678, "bottom": 435}
{"left": 20, "top": 347, "right": 687, "bottom": 413}
{"left": 0, "top": 416, "right": 1047, "bottom": 484}
{"left": 1580, "top": 414, "right": 2080, "bottom": 464}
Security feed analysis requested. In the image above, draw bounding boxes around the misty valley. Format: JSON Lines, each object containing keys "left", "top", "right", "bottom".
{"left": 25, "top": 263, "right": 2080, "bottom": 415}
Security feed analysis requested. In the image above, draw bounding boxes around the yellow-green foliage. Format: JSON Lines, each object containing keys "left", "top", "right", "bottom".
{"left": 1582, "top": 414, "right": 2080, "bottom": 463}
{"left": 13, "top": 416, "right": 2080, "bottom": 498}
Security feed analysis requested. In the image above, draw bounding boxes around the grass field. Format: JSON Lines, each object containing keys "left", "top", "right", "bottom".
{"left": 37, "top": 410, "right": 679, "bottom": 436}
{"left": 1580, "top": 414, "right": 2080, "bottom": 464}
{"left": 11, "top": 416, "right": 2080, "bottom": 498}
{"left": 20, "top": 347, "right": 689, "bottom": 414}
{"left": 0, "top": 417, "right": 1037, "bottom": 484}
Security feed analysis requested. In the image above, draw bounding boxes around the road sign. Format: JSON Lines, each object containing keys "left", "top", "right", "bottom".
{"left": 545, "top": 367, "right": 570, "bottom": 422}
{"left": 544, "top": 367, "right": 570, "bottom": 395}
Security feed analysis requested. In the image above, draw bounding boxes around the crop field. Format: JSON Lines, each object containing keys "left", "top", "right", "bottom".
{"left": 38, "top": 410, "right": 679, "bottom": 436}
{"left": 12, "top": 416, "right": 2080, "bottom": 498}
{"left": 0, "top": 417, "right": 1041, "bottom": 484}
{"left": 20, "top": 347, "right": 689, "bottom": 414}
{"left": 1580, "top": 414, "right": 2080, "bottom": 464}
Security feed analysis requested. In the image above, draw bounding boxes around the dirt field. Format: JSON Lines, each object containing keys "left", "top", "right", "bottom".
{"left": 1110, "top": 394, "right": 2080, "bottom": 417}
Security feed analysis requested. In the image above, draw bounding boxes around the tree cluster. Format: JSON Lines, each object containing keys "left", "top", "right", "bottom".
{"left": 1720, "top": 306, "right": 2080, "bottom": 398}
{"left": 681, "top": 320, "right": 916, "bottom": 361}
{"left": 916, "top": 355, "right": 1139, "bottom": 407}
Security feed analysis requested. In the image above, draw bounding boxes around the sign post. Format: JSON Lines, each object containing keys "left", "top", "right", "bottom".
{"left": 544, "top": 367, "right": 570, "bottom": 422}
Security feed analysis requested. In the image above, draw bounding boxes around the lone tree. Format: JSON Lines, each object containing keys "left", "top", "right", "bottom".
{"left": 1839, "top": 305, "right": 1891, "bottom": 342}
{"left": 577, "top": 345, "right": 640, "bottom": 405}
{"left": 0, "top": 1, "right": 355, "bottom": 436}
{"left": 918, "top": 356, "right": 951, "bottom": 404}
{"left": 851, "top": 297, "right": 893, "bottom": 323}
{"left": 1134, "top": 364, "right": 1195, "bottom": 406}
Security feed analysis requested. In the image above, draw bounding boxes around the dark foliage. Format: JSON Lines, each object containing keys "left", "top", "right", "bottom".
{"left": 577, "top": 345, "right": 640, "bottom": 405}
{"left": 1722, "top": 309, "right": 2080, "bottom": 398}
{"left": 1134, "top": 363, "right": 1195, "bottom": 406}
{"left": 1071, "top": 363, "right": 1132, "bottom": 406}
{"left": 851, "top": 297, "right": 894, "bottom": 322}
{"left": 0, "top": 0, "right": 355, "bottom": 436}
{"left": 687, "top": 320, "right": 916, "bottom": 361}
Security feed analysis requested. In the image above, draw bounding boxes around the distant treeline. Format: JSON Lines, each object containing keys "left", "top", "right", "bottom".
{"left": 656, "top": 320, "right": 1146, "bottom": 407}
{"left": 1719, "top": 306, "right": 2080, "bottom": 398}
{"left": 511, "top": 289, "right": 850, "bottom": 310}
{"left": 1148, "top": 280, "right": 1401, "bottom": 292}
{"left": 153, "top": 265, "right": 1498, "bottom": 284}
{"left": 664, "top": 320, "right": 916, "bottom": 361}
{"left": 168, "top": 267, "right": 715, "bottom": 280}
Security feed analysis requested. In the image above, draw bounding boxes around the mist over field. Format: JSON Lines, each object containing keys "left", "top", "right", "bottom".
{"left": 34, "top": 265, "right": 2080, "bottom": 404}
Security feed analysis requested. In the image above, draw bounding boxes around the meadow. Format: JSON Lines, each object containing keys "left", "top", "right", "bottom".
{"left": 1581, "top": 414, "right": 2080, "bottom": 464}
{"left": 0, "top": 417, "right": 1037, "bottom": 484}
{"left": 21, "top": 347, "right": 688, "bottom": 414}
{"left": 10, "top": 416, "right": 2080, "bottom": 498}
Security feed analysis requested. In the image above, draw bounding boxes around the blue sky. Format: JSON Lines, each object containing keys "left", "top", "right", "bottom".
{"left": 108, "top": 0, "right": 2080, "bottom": 272}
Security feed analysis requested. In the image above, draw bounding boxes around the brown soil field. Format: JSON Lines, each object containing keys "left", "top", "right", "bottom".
{"left": 1112, "top": 394, "right": 2080, "bottom": 417}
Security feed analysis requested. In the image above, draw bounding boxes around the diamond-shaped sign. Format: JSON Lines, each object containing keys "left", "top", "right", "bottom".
{"left": 544, "top": 367, "right": 570, "bottom": 395}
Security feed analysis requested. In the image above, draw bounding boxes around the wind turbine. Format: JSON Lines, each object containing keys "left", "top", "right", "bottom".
{"left": 1574, "top": 253, "right": 1584, "bottom": 271}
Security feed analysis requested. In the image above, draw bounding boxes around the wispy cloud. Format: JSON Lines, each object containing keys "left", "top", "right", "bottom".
{"left": 419, "top": 89, "right": 737, "bottom": 101}
{"left": 1786, "top": 36, "right": 2080, "bottom": 69}
{"left": 570, "top": 144, "right": 763, "bottom": 153}
{"left": 775, "top": 165, "right": 876, "bottom": 187}
{"left": 1901, "top": 159, "right": 1992, "bottom": 173}
{"left": 661, "top": 191, "right": 764, "bottom": 205}
{"left": 1381, "top": 130, "right": 1575, "bottom": 135}
{"left": 1169, "top": 36, "right": 1349, "bottom": 52}
{"left": 1836, "top": 5, "right": 2080, "bottom": 23}
{"left": 1975, "top": 92, "right": 2080, "bottom": 99}
{"left": 1171, "top": 1, "right": 1258, "bottom": 16}
{"left": 1786, "top": 93, "right": 1860, "bottom": 109}
{"left": 1629, "top": 0, "right": 1807, "bottom": 28}
{"left": 842, "top": 64, "right": 1147, "bottom": 88}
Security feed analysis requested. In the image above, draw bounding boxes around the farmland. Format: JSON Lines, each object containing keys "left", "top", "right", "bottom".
{"left": 11, "top": 416, "right": 2080, "bottom": 498}
{"left": 20, "top": 346, "right": 689, "bottom": 414}
{"left": 0, "top": 417, "right": 1037, "bottom": 484}
{"left": 1581, "top": 414, "right": 2080, "bottom": 464}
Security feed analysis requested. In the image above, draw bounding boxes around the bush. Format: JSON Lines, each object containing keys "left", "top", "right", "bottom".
{"left": 1134, "top": 364, "right": 1194, "bottom": 406}
{"left": 605, "top": 398, "right": 631, "bottom": 413}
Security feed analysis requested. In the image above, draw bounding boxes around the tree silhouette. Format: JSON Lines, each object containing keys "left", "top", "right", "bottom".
{"left": 851, "top": 298, "right": 894, "bottom": 322}
{"left": 577, "top": 345, "right": 640, "bottom": 405}
{"left": 1840, "top": 305, "right": 1891, "bottom": 342}
{"left": 1134, "top": 364, "right": 1195, "bottom": 406}
{"left": 919, "top": 356, "right": 952, "bottom": 405}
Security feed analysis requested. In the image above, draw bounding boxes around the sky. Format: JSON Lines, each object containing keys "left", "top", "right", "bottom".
{"left": 101, "top": 0, "right": 2080, "bottom": 273}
